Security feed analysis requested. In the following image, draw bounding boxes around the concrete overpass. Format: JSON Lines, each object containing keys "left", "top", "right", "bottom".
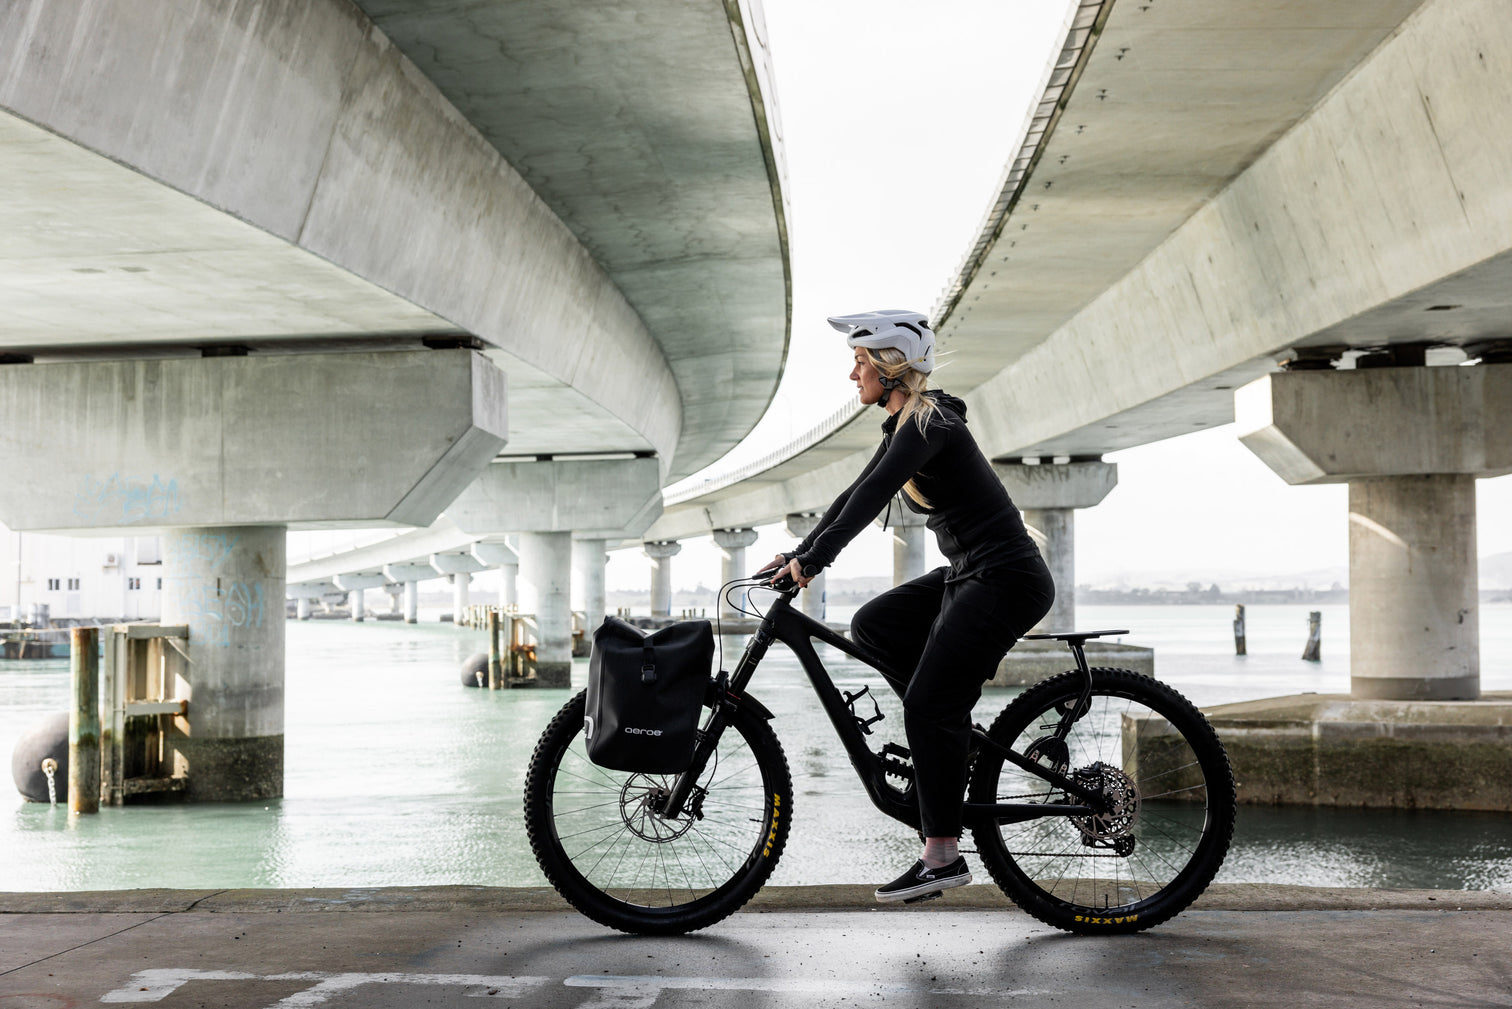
{"left": 647, "top": 0, "right": 1512, "bottom": 729}
{"left": 0, "top": 0, "right": 789, "bottom": 798}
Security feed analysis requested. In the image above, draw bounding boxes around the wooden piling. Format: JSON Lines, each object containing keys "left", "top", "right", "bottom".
{"left": 1302, "top": 610, "right": 1322, "bottom": 662}
{"left": 68, "top": 626, "right": 100, "bottom": 814}
{"left": 1233, "top": 604, "right": 1247, "bottom": 656}
{"left": 487, "top": 609, "right": 502, "bottom": 689}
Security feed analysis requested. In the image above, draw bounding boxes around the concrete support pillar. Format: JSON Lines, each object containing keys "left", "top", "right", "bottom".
{"left": 383, "top": 583, "right": 402, "bottom": 616}
{"left": 1022, "top": 507, "right": 1073, "bottom": 633}
{"left": 644, "top": 540, "right": 682, "bottom": 617}
{"left": 1238, "top": 365, "right": 1512, "bottom": 701}
{"left": 404, "top": 581, "right": 418, "bottom": 624}
{"left": 784, "top": 514, "right": 825, "bottom": 623}
{"left": 572, "top": 538, "right": 608, "bottom": 631}
{"left": 296, "top": 597, "right": 311, "bottom": 621}
{"left": 452, "top": 573, "right": 470, "bottom": 624}
{"left": 161, "top": 525, "right": 285, "bottom": 801}
{"left": 992, "top": 461, "right": 1118, "bottom": 634}
{"left": 520, "top": 531, "right": 573, "bottom": 686}
{"left": 712, "top": 528, "right": 759, "bottom": 621}
{"left": 1349, "top": 475, "right": 1479, "bottom": 699}
{"left": 350, "top": 588, "right": 366, "bottom": 622}
{"left": 473, "top": 541, "right": 520, "bottom": 612}
{"left": 499, "top": 562, "right": 518, "bottom": 610}
{"left": 886, "top": 512, "right": 928, "bottom": 587}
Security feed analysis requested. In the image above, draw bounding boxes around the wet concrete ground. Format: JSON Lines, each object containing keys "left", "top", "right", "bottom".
{"left": 1, "top": 885, "right": 1509, "bottom": 1007}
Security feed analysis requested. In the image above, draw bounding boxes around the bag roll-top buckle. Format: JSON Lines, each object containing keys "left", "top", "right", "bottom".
{"left": 641, "top": 663, "right": 658, "bottom": 684}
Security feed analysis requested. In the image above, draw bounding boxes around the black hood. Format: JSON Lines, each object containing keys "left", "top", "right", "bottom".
{"left": 927, "top": 390, "right": 967, "bottom": 421}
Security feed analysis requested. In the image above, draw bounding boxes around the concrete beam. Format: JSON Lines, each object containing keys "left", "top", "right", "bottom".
{"left": 992, "top": 461, "right": 1118, "bottom": 509}
{"left": 449, "top": 458, "right": 662, "bottom": 538}
{"left": 430, "top": 552, "right": 485, "bottom": 577}
{"left": 0, "top": 0, "right": 687, "bottom": 469}
{"left": 1235, "top": 365, "right": 1512, "bottom": 485}
{"left": 383, "top": 563, "right": 439, "bottom": 584}
{"left": 471, "top": 541, "right": 519, "bottom": 568}
{"left": 287, "top": 581, "right": 337, "bottom": 601}
{"left": 333, "top": 573, "right": 388, "bottom": 592}
{"left": 0, "top": 350, "right": 506, "bottom": 532}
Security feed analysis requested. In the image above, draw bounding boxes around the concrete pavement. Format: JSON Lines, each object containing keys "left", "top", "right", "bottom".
{"left": 2, "top": 885, "right": 1509, "bottom": 1007}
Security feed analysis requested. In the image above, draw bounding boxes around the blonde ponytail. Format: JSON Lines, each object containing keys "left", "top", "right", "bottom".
{"left": 868, "top": 347, "right": 938, "bottom": 510}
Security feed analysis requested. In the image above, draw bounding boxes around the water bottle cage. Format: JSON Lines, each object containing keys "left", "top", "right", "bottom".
{"left": 842, "top": 684, "right": 885, "bottom": 735}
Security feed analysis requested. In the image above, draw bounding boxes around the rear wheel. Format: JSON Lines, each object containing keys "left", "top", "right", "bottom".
{"left": 969, "top": 668, "right": 1234, "bottom": 933}
{"left": 524, "top": 690, "right": 791, "bottom": 934}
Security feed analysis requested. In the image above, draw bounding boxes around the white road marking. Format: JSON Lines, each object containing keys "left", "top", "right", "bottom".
{"left": 100, "top": 968, "right": 1053, "bottom": 1006}
{"left": 99, "top": 969, "right": 550, "bottom": 1005}
{"left": 566, "top": 975, "right": 1051, "bottom": 998}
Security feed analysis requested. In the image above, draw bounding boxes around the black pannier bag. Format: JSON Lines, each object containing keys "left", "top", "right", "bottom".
{"left": 584, "top": 616, "right": 714, "bottom": 773}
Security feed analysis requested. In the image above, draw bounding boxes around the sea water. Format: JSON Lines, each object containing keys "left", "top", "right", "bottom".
{"left": 1, "top": 603, "right": 1508, "bottom": 893}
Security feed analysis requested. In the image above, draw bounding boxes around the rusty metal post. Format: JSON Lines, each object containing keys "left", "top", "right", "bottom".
{"left": 487, "top": 609, "right": 502, "bottom": 689}
{"left": 68, "top": 626, "right": 100, "bottom": 814}
{"left": 1233, "top": 604, "right": 1247, "bottom": 656}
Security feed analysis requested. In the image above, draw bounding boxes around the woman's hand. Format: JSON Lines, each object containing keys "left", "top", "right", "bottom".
{"left": 770, "top": 557, "right": 814, "bottom": 589}
{"left": 755, "top": 553, "right": 789, "bottom": 577}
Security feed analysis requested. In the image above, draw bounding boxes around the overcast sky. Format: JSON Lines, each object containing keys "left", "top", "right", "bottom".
{"left": 608, "top": 0, "right": 1512, "bottom": 594}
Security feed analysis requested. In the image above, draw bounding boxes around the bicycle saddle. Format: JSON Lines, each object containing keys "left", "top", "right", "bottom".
{"left": 1022, "top": 629, "right": 1130, "bottom": 646}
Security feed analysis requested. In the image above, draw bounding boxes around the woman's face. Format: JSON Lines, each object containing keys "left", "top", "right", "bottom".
{"left": 850, "top": 348, "right": 886, "bottom": 405}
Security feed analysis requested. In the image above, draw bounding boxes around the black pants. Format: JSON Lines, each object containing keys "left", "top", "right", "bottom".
{"left": 851, "top": 555, "right": 1055, "bottom": 837}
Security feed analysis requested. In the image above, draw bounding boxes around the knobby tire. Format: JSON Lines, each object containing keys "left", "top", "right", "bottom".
{"left": 969, "top": 667, "right": 1235, "bottom": 934}
{"left": 524, "top": 690, "right": 792, "bottom": 935}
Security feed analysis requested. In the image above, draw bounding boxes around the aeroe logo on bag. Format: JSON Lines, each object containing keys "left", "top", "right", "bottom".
{"left": 623, "top": 726, "right": 664, "bottom": 736}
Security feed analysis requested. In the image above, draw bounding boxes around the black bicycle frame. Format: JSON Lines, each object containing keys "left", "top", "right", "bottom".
{"left": 673, "top": 588, "right": 1104, "bottom": 830}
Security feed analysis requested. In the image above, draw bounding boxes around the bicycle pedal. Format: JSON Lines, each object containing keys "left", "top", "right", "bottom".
{"left": 903, "top": 890, "right": 944, "bottom": 905}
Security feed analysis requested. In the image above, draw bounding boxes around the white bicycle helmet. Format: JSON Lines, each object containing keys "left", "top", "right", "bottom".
{"left": 827, "top": 310, "right": 936, "bottom": 375}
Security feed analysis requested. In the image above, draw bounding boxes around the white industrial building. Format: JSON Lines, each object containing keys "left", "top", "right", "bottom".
{"left": 0, "top": 525, "right": 164, "bottom": 623}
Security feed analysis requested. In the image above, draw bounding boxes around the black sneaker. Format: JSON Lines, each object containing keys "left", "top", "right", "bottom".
{"left": 874, "top": 856, "right": 971, "bottom": 903}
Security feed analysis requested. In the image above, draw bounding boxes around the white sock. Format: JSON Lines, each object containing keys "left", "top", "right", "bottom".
{"left": 921, "top": 836, "right": 958, "bottom": 868}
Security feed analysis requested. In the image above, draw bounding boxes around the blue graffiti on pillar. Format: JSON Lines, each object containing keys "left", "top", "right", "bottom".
{"left": 74, "top": 474, "right": 181, "bottom": 525}
{"left": 179, "top": 581, "right": 265, "bottom": 649}
{"left": 165, "top": 532, "right": 241, "bottom": 573}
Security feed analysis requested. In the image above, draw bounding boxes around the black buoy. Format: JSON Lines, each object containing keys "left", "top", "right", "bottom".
{"left": 11, "top": 711, "right": 69, "bottom": 803}
{"left": 460, "top": 652, "right": 489, "bottom": 688}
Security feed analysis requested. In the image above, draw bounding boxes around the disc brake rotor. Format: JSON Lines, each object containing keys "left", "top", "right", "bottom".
{"left": 1068, "top": 760, "right": 1140, "bottom": 854}
{"left": 619, "top": 775, "right": 695, "bottom": 842}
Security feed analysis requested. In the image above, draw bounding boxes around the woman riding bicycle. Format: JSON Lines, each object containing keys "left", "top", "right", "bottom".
{"left": 766, "top": 309, "right": 1055, "bottom": 903}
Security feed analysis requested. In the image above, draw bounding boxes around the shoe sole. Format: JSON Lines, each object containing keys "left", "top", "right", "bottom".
{"left": 873, "top": 871, "right": 972, "bottom": 904}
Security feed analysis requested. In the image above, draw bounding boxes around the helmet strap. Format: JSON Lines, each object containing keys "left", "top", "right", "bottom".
{"left": 876, "top": 375, "right": 903, "bottom": 410}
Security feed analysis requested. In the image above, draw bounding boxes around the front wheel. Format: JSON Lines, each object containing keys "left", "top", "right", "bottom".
{"left": 524, "top": 690, "right": 791, "bottom": 934}
{"left": 969, "top": 667, "right": 1235, "bottom": 934}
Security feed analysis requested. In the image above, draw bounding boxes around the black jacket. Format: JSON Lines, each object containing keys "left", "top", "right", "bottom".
{"left": 794, "top": 392, "right": 1040, "bottom": 582}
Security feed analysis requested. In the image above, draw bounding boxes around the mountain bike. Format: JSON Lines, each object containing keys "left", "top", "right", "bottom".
{"left": 523, "top": 576, "right": 1235, "bottom": 935}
